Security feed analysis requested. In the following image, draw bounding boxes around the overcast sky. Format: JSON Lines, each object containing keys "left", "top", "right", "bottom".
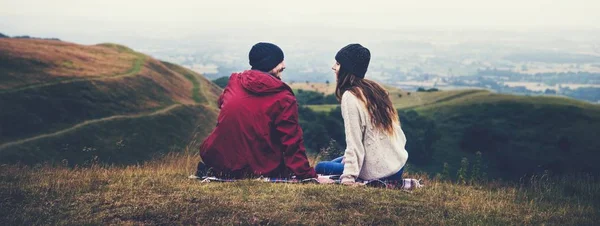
{"left": 1, "top": 0, "right": 599, "bottom": 41}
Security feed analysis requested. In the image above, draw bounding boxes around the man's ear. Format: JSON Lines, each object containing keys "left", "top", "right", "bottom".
{"left": 268, "top": 68, "right": 281, "bottom": 79}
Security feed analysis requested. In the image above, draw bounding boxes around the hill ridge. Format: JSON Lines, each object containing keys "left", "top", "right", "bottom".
{"left": 0, "top": 53, "right": 145, "bottom": 94}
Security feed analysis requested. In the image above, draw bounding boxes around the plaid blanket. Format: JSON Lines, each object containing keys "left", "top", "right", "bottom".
{"left": 188, "top": 174, "right": 423, "bottom": 190}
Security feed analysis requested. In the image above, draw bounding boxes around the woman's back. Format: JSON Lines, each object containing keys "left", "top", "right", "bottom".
{"left": 339, "top": 91, "right": 408, "bottom": 182}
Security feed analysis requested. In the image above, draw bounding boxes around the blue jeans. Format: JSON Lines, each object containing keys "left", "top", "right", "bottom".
{"left": 315, "top": 156, "right": 404, "bottom": 181}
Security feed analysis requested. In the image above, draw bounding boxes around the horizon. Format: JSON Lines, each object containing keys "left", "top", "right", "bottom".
{"left": 2, "top": 0, "right": 600, "bottom": 45}
{"left": 2, "top": 0, "right": 599, "bottom": 104}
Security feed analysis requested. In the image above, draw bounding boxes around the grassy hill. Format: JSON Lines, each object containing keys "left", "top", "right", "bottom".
{"left": 410, "top": 89, "right": 600, "bottom": 179}
{"left": 0, "top": 39, "right": 221, "bottom": 165}
{"left": 1, "top": 153, "right": 597, "bottom": 225}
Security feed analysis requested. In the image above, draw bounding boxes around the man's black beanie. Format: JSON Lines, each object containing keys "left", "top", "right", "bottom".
{"left": 335, "top": 43, "right": 370, "bottom": 78}
{"left": 249, "top": 42, "right": 284, "bottom": 72}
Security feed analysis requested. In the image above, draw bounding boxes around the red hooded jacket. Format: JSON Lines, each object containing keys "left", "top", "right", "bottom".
{"left": 199, "top": 70, "right": 316, "bottom": 179}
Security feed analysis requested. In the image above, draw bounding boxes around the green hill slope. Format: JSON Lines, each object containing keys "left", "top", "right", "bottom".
{"left": 407, "top": 90, "right": 600, "bottom": 179}
{"left": 0, "top": 39, "right": 220, "bottom": 165}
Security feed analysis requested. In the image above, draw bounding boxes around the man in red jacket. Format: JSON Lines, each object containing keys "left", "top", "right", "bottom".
{"left": 197, "top": 42, "right": 318, "bottom": 180}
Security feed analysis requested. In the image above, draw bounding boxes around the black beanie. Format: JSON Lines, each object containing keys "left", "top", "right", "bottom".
{"left": 335, "top": 43, "right": 370, "bottom": 78}
{"left": 249, "top": 42, "right": 284, "bottom": 72}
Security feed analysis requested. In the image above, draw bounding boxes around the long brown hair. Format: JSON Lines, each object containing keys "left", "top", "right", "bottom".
{"left": 335, "top": 66, "right": 399, "bottom": 135}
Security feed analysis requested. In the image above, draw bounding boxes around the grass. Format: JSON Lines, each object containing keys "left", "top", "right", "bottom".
{"left": 0, "top": 71, "right": 179, "bottom": 144}
{"left": 184, "top": 74, "right": 203, "bottom": 104}
{"left": 0, "top": 51, "right": 145, "bottom": 94}
{"left": 60, "top": 60, "right": 75, "bottom": 69}
{"left": 174, "top": 69, "right": 203, "bottom": 104}
{"left": 306, "top": 104, "right": 339, "bottom": 112}
{"left": 1, "top": 153, "right": 597, "bottom": 225}
{"left": 96, "top": 43, "right": 135, "bottom": 53}
{"left": 413, "top": 95, "right": 600, "bottom": 179}
{"left": 388, "top": 88, "right": 490, "bottom": 110}
{"left": 161, "top": 61, "right": 207, "bottom": 104}
{"left": 0, "top": 39, "right": 139, "bottom": 90}
{"left": 415, "top": 91, "right": 600, "bottom": 113}
{"left": 0, "top": 104, "right": 217, "bottom": 166}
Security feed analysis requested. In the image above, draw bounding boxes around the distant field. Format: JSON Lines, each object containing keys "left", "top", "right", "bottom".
{"left": 388, "top": 87, "right": 489, "bottom": 110}
{"left": 300, "top": 82, "right": 491, "bottom": 112}
{"left": 289, "top": 82, "right": 336, "bottom": 95}
{"left": 414, "top": 90, "right": 600, "bottom": 113}
{"left": 300, "top": 82, "right": 600, "bottom": 113}
{"left": 306, "top": 104, "right": 339, "bottom": 112}
{"left": 503, "top": 81, "right": 600, "bottom": 92}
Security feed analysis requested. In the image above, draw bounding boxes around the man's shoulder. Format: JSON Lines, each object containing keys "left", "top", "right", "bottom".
{"left": 270, "top": 86, "right": 297, "bottom": 104}
{"left": 282, "top": 88, "right": 298, "bottom": 98}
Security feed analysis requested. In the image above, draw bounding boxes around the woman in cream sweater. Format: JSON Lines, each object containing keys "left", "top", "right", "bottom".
{"left": 315, "top": 44, "right": 409, "bottom": 186}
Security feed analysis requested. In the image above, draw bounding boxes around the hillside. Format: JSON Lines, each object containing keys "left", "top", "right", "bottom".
{"left": 1, "top": 153, "right": 597, "bottom": 225}
{"left": 0, "top": 39, "right": 221, "bottom": 165}
{"left": 407, "top": 89, "right": 600, "bottom": 179}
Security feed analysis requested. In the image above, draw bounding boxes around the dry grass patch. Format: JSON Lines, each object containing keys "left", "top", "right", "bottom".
{"left": 0, "top": 39, "right": 137, "bottom": 89}
{"left": 1, "top": 153, "right": 597, "bottom": 225}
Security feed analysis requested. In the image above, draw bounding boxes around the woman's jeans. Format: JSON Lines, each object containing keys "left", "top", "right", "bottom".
{"left": 315, "top": 156, "right": 404, "bottom": 180}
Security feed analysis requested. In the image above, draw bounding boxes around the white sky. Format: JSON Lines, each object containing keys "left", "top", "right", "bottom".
{"left": 1, "top": 0, "right": 599, "bottom": 40}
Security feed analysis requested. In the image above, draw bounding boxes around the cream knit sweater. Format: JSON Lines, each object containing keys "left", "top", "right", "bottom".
{"left": 340, "top": 91, "right": 409, "bottom": 183}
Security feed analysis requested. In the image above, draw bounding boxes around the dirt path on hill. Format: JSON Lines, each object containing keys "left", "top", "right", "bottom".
{"left": 0, "top": 104, "right": 183, "bottom": 151}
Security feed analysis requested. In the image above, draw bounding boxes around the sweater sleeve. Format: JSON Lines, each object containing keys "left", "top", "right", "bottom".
{"left": 340, "top": 92, "right": 367, "bottom": 183}
{"left": 274, "top": 99, "right": 317, "bottom": 179}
